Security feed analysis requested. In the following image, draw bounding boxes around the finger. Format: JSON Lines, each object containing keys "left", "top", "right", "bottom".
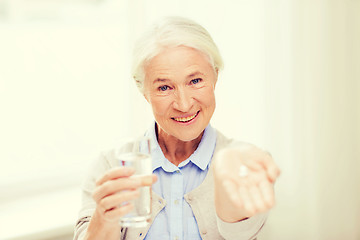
{"left": 96, "top": 167, "right": 135, "bottom": 186}
{"left": 248, "top": 185, "right": 267, "bottom": 212}
{"left": 93, "top": 173, "right": 157, "bottom": 203}
{"left": 93, "top": 173, "right": 157, "bottom": 204}
{"left": 132, "top": 174, "right": 157, "bottom": 186}
{"left": 256, "top": 153, "right": 281, "bottom": 183}
{"left": 267, "top": 161, "right": 281, "bottom": 183}
{"left": 223, "top": 180, "right": 243, "bottom": 208}
{"left": 238, "top": 186, "right": 256, "bottom": 216}
{"left": 259, "top": 180, "right": 275, "bottom": 208}
{"left": 93, "top": 177, "right": 142, "bottom": 202}
{"left": 103, "top": 203, "right": 134, "bottom": 222}
{"left": 100, "top": 190, "right": 139, "bottom": 212}
{"left": 242, "top": 158, "right": 263, "bottom": 172}
{"left": 151, "top": 174, "right": 158, "bottom": 183}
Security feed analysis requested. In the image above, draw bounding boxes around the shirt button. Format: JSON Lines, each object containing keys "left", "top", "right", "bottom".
{"left": 175, "top": 170, "right": 180, "bottom": 173}
{"left": 174, "top": 236, "right": 179, "bottom": 240}
{"left": 174, "top": 199, "right": 179, "bottom": 205}
{"left": 202, "top": 229, "right": 207, "bottom": 235}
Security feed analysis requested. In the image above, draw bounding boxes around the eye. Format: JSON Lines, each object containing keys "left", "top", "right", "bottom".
{"left": 190, "top": 78, "right": 202, "bottom": 85}
{"left": 159, "top": 85, "right": 170, "bottom": 91}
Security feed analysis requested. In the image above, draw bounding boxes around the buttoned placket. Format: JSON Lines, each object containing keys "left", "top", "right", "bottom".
{"left": 170, "top": 169, "right": 183, "bottom": 240}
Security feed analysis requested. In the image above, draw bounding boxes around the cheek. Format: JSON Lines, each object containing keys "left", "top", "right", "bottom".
{"left": 198, "top": 88, "right": 216, "bottom": 108}
{"left": 208, "top": 92, "right": 216, "bottom": 107}
{"left": 150, "top": 97, "right": 172, "bottom": 116}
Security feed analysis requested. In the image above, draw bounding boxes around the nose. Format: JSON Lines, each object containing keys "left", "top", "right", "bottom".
{"left": 173, "top": 88, "right": 193, "bottom": 112}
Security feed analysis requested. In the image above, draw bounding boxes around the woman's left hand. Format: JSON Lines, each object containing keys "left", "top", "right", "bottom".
{"left": 212, "top": 145, "right": 281, "bottom": 222}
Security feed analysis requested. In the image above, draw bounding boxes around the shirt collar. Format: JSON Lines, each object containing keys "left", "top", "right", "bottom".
{"left": 188, "top": 124, "right": 217, "bottom": 170}
{"left": 144, "top": 122, "right": 217, "bottom": 172}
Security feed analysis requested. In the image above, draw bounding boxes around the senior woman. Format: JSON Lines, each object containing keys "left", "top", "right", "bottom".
{"left": 74, "top": 16, "right": 280, "bottom": 240}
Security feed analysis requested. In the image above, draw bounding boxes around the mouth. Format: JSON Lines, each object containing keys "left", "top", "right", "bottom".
{"left": 172, "top": 111, "right": 200, "bottom": 123}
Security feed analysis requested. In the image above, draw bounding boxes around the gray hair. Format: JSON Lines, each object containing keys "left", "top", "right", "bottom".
{"left": 131, "top": 16, "right": 224, "bottom": 93}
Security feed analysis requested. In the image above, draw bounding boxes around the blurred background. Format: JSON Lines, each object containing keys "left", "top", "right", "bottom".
{"left": 0, "top": 0, "right": 359, "bottom": 239}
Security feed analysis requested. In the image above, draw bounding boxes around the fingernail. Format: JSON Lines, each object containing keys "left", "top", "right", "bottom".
{"left": 141, "top": 176, "right": 153, "bottom": 185}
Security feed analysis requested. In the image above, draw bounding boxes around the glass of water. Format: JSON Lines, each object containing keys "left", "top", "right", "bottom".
{"left": 116, "top": 136, "right": 153, "bottom": 228}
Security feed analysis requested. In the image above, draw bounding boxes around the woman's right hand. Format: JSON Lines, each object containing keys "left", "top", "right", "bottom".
{"left": 85, "top": 167, "right": 157, "bottom": 239}
{"left": 93, "top": 166, "right": 157, "bottom": 222}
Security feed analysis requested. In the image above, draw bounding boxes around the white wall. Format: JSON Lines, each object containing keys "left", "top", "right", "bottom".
{"left": 259, "top": 1, "right": 360, "bottom": 239}
{"left": 0, "top": 0, "right": 359, "bottom": 239}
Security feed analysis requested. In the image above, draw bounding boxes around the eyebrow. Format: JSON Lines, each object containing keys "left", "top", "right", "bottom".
{"left": 152, "top": 78, "right": 169, "bottom": 84}
{"left": 188, "top": 71, "right": 204, "bottom": 78}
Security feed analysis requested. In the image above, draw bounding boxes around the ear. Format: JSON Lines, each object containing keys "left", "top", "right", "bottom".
{"left": 213, "top": 68, "right": 219, "bottom": 89}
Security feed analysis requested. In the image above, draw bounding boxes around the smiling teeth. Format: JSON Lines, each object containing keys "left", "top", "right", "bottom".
{"left": 174, "top": 112, "right": 198, "bottom": 122}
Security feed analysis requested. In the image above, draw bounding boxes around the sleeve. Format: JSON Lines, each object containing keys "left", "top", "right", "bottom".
{"left": 216, "top": 212, "right": 268, "bottom": 240}
{"left": 73, "top": 151, "right": 114, "bottom": 240}
{"left": 73, "top": 217, "right": 90, "bottom": 240}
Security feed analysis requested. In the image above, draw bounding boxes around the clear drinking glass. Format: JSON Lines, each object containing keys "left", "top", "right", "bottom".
{"left": 116, "top": 136, "right": 153, "bottom": 228}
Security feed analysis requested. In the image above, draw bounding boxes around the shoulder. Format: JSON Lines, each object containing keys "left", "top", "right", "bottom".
{"left": 84, "top": 139, "right": 138, "bottom": 185}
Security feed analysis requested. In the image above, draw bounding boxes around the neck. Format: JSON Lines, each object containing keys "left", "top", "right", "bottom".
{"left": 156, "top": 124, "right": 204, "bottom": 166}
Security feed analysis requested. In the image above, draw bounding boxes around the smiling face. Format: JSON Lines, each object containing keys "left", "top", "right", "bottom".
{"left": 143, "top": 46, "right": 217, "bottom": 142}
